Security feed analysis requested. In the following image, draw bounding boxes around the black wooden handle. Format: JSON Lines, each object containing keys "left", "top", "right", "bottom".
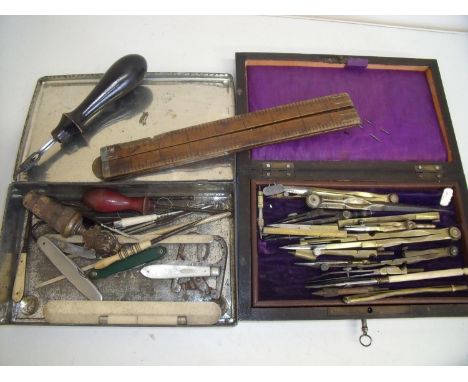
{"left": 51, "top": 54, "right": 147, "bottom": 143}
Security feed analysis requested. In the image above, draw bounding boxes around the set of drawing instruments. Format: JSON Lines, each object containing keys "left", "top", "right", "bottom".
{"left": 258, "top": 184, "right": 468, "bottom": 303}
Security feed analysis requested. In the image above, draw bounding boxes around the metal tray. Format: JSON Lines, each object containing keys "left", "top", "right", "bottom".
{"left": 0, "top": 182, "right": 236, "bottom": 325}
{"left": 15, "top": 72, "right": 235, "bottom": 183}
{"left": 1, "top": 72, "right": 237, "bottom": 326}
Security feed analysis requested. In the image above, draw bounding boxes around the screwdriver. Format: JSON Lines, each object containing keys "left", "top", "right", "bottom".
{"left": 15, "top": 54, "right": 147, "bottom": 175}
{"left": 83, "top": 188, "right": 228, "bottom": 214}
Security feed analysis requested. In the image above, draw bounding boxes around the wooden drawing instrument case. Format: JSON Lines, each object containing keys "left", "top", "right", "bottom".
{"left": 235, "top": 52, "right": 468, "bottom": 320}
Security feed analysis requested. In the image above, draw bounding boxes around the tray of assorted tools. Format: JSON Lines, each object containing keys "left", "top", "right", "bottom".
{"left": 4, "top": 183, "right": 235, "bottom": 325}
{"left": 0, "top": 54, "right": 237, "bottom": 326}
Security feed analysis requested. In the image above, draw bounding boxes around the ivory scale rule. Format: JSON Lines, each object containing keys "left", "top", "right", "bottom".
{"left": 93, "top": 93, "right": 361, "bottom": 179}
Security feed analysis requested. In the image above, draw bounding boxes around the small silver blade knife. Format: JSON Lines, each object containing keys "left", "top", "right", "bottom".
{"left": 37, "top": 236, "right": 102, "bottom": 300}
{"left": 141, "top": 264, "right": 220, "bottom": 279}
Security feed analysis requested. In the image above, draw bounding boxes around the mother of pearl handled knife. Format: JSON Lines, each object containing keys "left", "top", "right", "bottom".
{"left": 140, "top": 264, "right": 220, "bottom": 279}
{"left": 37, "top": 236, "right": 102, "bottom": 300}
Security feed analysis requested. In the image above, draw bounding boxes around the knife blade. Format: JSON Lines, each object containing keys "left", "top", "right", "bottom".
{"left": 47, "top": 237, "right": 96, "bottom": 259}
{"left": 37, "top": 236, "right": 102, "bottom": 300}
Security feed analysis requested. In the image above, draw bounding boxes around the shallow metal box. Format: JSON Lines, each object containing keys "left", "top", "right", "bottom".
{"left": 0, "top": 72, "right": 237, "bottom": 326}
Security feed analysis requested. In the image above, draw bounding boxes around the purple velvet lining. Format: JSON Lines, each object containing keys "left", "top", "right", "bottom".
{"left": 248, "top": 65, "right": 448, "bottom": 162}
{"left": 257, "top": 188, "right": 465, "bottom": 302}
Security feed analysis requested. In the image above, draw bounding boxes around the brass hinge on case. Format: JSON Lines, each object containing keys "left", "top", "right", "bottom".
{"left": 415, "top": 164, "right": 443, "bottom": 181}
{"left": 262, "top": 162, "right": 295, "bottom": 177}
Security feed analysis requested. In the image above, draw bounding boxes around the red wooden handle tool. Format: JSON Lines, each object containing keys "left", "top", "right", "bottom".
{"left": 83, "top": 188, "right": 151, "bottom": 214}
{"left": 83, "top": 188, "right": 227, "bottom": 215}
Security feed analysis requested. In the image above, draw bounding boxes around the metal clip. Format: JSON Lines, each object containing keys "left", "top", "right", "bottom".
{"left": 359, "top": 318, "right": 373, "bottom": 347}
{"left": 415, "top": 164, "right": 443, "bottom": 181}
{"left": 262, "top": 162, "right": 294, "bottom": 177}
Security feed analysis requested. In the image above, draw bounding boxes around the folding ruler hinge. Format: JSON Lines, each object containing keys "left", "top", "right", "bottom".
{"left": 262, "top": 162, "right": 295, "bottom": 177}
{"left": 415, "top": 164, "right": 443, "bottom": 181}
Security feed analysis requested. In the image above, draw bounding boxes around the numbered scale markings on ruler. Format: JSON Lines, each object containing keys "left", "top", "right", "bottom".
{"left": 94, "top": 93, "right": 361, "bottom": 179}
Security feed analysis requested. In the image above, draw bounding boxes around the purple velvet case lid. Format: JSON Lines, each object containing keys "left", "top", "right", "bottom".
{"left": 248, "top": 65, "right": 448, "bottom": 162}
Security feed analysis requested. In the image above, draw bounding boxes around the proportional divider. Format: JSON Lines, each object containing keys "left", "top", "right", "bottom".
{"left": 93, "top": 92, "right": 361, "bottom": 179}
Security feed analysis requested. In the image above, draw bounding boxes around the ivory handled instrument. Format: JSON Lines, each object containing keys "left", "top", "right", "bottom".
{"left": 388, "top": 268, "right": 468, "bottom": 283}
{"left": 43, "top": 300, "right": 222, "bottom": 325}
{"left": 337, "top": 211, "right": 441, "bottom": 228}
{"left": 45, "top": 233, "right": 215, "bottom": 244}
{"left": 11, "top": 252, "right": 27, "bottom": 302}
{"left": 308, "top": 266, "right": 415, "bottom": 284}
{"left": 12, "top": 213, "right": 31, "bottom": 302}
{"left": 113, "top": 211, "right": 183, "bottom": 229}
{"left": 306, "top": 267, "right": 468, "bottom": 289}
{"left": 343, "top": 284, "right": 468, "bottom": 304}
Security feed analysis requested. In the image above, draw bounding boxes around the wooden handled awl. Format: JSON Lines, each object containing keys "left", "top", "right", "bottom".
{"left": 16, "top": 55, "right": 147, "bottom": 175}
{"left": 94, "top": 93, "right": 361, "bottom": 179}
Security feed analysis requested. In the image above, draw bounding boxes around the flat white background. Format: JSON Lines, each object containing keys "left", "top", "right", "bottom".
{"left": 0, "top": 16, "right": 468, "bottom": 365}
